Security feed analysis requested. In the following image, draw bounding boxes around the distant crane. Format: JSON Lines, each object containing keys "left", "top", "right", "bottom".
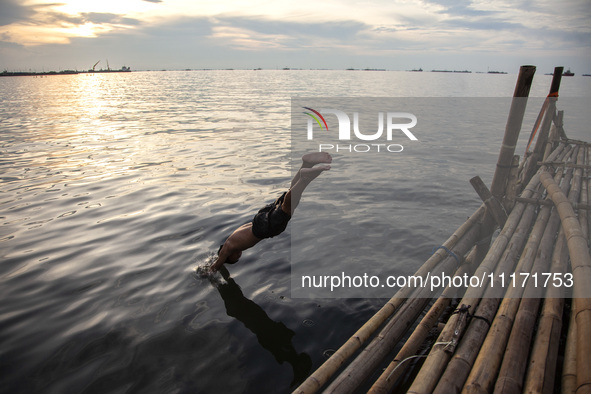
{"left": 92, "top": 60, "right": 100, "bottom": 71}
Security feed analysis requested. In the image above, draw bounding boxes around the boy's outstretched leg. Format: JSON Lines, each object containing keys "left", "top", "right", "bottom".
{"left": 291, "top": 152, "right": 332, "bottom": 187}
{"left": 281, "top": 164, "right": 330, "bottom": 215}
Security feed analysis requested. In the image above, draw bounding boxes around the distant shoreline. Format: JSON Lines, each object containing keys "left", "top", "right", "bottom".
{"left": 0, "top": 68, "right": 131, "bottom": 77}
{"left": 5, "top": 68, "right": 587, "bottom": 76}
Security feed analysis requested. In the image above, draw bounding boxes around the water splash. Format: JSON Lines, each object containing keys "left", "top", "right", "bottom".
{"left": 193, "top": 253, "right": 224, "bottom": 287}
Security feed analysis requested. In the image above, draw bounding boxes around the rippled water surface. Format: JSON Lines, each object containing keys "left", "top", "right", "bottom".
{"left": 1, "top": 70, "right": 590, "bottom": 393}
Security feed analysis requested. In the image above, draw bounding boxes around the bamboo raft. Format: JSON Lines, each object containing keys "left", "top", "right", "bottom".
{"left": 294, "top": 65, "right": 591, "bottom": 394}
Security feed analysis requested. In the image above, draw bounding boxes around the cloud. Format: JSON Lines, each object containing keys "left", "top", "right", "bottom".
{"left": 208, "top": 16, "right": 369, "bottom": 51}
{"left": 81, "top": 12, "right": 142, "bottom": 26}
{"left": 0, "top": 3, "right": 143, "bottom": 46}
{"left": 0, "top": 0, "right": 589, "bottom": 72}
{"left": 424, "top": 0, "right": 500, "bottom": 17}
{"left": 0, "top": 0, "right": 35, "bottom": 26}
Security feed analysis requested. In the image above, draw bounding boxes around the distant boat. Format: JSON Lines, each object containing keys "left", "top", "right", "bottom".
{"left": 488, "top": 70, "right": 507, "bottom": 74}
{"left": 431, "top": 69, "right": 471, "bottom": 73}
{"left": 563, "top": 69, "right": 575, "bottom": 76}
{"left": 409, "top": 68, "right": 423, "bottom": 72}
{"left": 583, "top": 74, "right": 591, "bottom": 77}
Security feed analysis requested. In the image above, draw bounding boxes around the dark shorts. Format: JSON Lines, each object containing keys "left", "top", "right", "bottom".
{"left": 251, "top": 192, "right": 291, "bottom": 239}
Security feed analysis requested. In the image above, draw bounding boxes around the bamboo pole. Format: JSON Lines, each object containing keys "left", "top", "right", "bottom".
{"left": 470, "top": 175, "right": 508, "bottom": 228}
{"left": 563, "top": 139, "right": 591, "bottom": 147}
{"left": 490, "top": 65, "right": 536, "bottom": 201}
{"left": 579, "top": 146, "right": 588, "bottom": 243}
{"left": 585, "top": 146, "right": 591, "bottom": 245}
{"left": 493, "top": 155, "right": 577, "bottom": 393}
{"left": 532, "top": 67, "right": 562, "bottom": 159}
{"left": 538, "top": 162, "right": 591, "bottom": 170}
{"left": 475, "top": 65, "right": 537, "bottom": 279}
{"left": 323, "top": 297, "right": 431, "bottom": 393}
{"left": 440, "top": 158, "right": 567, "bottom": 394}
{"left": 524, "top": 66, "right": 563, "bottom": 181}
{"left": 522, "top": 145, "right": 584, "bottom": 394}
{"left": 368, "top": 250, "right": 478, "bottom": 394}
{"left": 462, "top": 197, "right": 552, "bottom": 393}
{"left": 407, "top": 144, "right": 567, "bottom": 394}
{"left": 514, "top": 197, "right": 591, "bottom": 211}
{"left": 462, "top": 146, "right": 573, "bottom": 394}
{"left": 539, "top": 167, "right": 591, "bottom": 394}
{"left": 563, "top": 298, "right": 578, "bottom": 394}
{"left": 292, "top": 205, "right": 486, "bottom": 394}
{"left": 523, "top": 225, "right": 568, "bottom": 394}
{"left": 556, "top": 110, "right": 567, "bottom": 140}
{"left": 367, "top": 296, "right": 450, "bottom": 394}
{"left": 324, "top": 223, "right": 483, "bottom": 393}
{"left": 543, "top": 117, "right": 559, "bottom": 160}
{"left": 560, "top": 149, "right": 588, "bottom": 394}
{"left": 432, "top": 171, "right": 549, "bottom": 393}
{"left": 504, "top": 155, "right": 521, "bottom": 212}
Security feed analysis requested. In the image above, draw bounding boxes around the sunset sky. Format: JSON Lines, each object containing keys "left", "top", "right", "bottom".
{"left": 1, "top": 0, "right": 590, "bottom": 73}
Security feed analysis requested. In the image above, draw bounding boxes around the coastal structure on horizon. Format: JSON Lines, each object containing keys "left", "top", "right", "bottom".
{"left": 1, "top": 64, "right": 131, "bottom": 77}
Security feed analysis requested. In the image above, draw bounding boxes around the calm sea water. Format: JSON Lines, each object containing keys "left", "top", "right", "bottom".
{"left": 1, "top": 70, "right": 590, "bottom": 393}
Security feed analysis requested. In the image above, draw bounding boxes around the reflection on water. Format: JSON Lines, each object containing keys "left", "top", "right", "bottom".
{"left": 213, "top": 266, "right": 312, "bottom": 387}
{"left": 1, "top": 70, "right": 589, "bottom": 393}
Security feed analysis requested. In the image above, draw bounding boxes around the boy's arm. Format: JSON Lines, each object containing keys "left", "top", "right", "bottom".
{"left": 211, "top": 244, "right": 232, "bottom": 271}
{"left": 210, "top": 223, "right": 261, "bottom": 272}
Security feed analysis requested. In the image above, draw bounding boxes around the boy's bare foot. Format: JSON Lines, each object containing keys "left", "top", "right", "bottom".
{"left": 302, "top": 152, "right": 332, "bottom": 168}
{"left": 300, "top": 165, "right": 330, "bottom": 182}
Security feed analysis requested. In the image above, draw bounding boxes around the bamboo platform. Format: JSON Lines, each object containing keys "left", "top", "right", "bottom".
{"left": 294, "top": 66, "right": 591, "bottom": 394}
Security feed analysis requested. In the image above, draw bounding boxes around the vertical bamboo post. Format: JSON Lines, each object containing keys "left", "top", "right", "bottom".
{"left": 532, "top": 68, "right": 561, "bottom": 154}
{"left": 524, "top": 66, "right": 563, "bottom": 181}
{"left": 475, "top": 65, "right": 536, "bottom": 275}
{"left": 504, "top": 155, "right": 521, "bottom": 212}
{"left": 489, "top": 65, "right": 536, "bottom": 201}
{"left": 556, "top": 110, "right": 567, "bottom": 140}
{"left": 543, "top": 110, "right": 564, "bottom": 160}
